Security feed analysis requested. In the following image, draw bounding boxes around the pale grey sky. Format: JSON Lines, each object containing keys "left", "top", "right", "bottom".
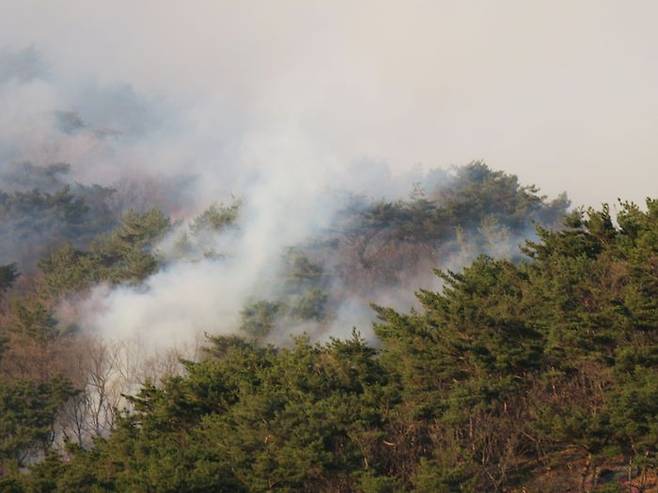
{"left": 2, "top": 0, "right": 656, "bottom": 207}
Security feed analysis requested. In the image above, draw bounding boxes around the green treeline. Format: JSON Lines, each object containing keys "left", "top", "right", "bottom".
{"left": 0, "top": 163, "right": 655, "bottom": 491}
{"left": 1, "top": 199, "right": 655, "bottom": 491}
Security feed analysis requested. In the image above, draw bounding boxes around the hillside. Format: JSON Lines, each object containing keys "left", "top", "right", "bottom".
{"left": 0, "top": 163, "right": 656, "bottom": 492}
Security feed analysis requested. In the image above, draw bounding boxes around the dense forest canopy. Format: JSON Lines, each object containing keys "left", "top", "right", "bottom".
{"left": 0, "top": 160, "right": 655, "bottom": 492}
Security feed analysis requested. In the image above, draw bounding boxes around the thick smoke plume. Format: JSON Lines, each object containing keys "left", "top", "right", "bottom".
{"left": 0, "top": 47, "right": 448, "bottom": 347}
{"left": 0, "top": 49, "right": 438, "bottom": 348}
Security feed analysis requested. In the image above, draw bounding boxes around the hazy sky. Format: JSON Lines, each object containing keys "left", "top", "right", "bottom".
{"left": 2, "top": 0, "right": 656, "bottom": 207}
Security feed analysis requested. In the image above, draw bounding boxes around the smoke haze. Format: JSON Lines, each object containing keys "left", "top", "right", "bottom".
{"left": 3, "top": 0, "right": 657, "bottom": 206}
{"left": 1, "top": 1, "right": 656, "bottom": 348}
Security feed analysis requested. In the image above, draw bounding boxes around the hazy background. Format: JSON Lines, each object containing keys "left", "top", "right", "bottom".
{"left": 1, "top": 0, "right": 656, "bottom": 208}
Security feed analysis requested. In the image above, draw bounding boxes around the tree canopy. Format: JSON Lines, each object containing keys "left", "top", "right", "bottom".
{"left": 1, "top": 161, "right": 655, "bottom": 492}
{"left": 0, "top": 198, "right": 652, "bottom": 492}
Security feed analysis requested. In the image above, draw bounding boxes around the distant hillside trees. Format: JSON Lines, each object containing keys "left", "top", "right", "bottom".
{"left": 0, "top": 163, "right": 118, "bottom": 272}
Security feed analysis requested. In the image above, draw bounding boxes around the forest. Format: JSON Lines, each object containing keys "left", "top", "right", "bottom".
{"left": 0, "top": 160, "right": 656, "bottom": 492}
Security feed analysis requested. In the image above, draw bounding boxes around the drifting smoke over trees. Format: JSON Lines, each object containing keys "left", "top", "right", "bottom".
{"left": 0, "top": 158, "right": 656, "bottom": 492}
{"left": 0, "top": 163, "right": 118, "bottom": 272}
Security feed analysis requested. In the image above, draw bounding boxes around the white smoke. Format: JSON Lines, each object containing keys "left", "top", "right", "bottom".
{"left": 2, "top": 1, "right": 657, "bottom": 351}
{"left": 72, "top": 125, "right": 426, "bottom": 348}
{"left": 3, "top": 1, "right": 658, "bottom": 206}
